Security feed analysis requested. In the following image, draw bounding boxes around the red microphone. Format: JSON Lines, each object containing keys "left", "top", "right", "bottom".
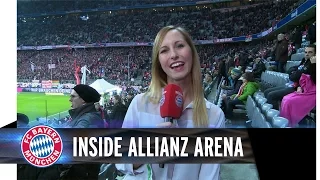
{"left": 160, "top": 84, "right": 184, "bottom": 124}
{"left": 159, "top": 84, "right": 183, "bottom": 168}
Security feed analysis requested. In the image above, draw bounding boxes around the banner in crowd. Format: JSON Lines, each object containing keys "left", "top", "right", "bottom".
{"left": 214, "top": 38, "right": 233, "bottom": 43}
{"left": 61, "top": 83, "right": 75, "bottom": 89}
{"left": 48, "top": 64, "right": 56, "bottom": 69}
{"left": 260, "top": 27, "right": 273, "bottom": 37}
{"left": 25, "top": 88, "right": 72, "bottom": 94}
{"left": 41, "top": 80, "right": 52, "bottom": 88}
{"left": 31, "top": 80, "right": 41, "bottom": 88}
{"left": 245, "top": 35, "right": 252, "bottom": 42}
{"left": 194, "top": 40, "right": 213, "bottom": 44}
{"left": 17, "top": 82, "right": 31, "bottom": 88}
{"left": 18, "top": 82, "right": 75, "bottom": 90}
{"left": 51, "top": 80, "right": 60, "bottom": 88}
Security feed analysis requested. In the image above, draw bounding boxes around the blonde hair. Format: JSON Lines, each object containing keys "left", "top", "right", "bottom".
{"left": 145, "top": 25, "right": 209, "bottom": 127}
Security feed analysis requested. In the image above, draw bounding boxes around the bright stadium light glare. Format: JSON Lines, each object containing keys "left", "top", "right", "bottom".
{"left": 80, "top": 15, "right": 89, "bottom": 21}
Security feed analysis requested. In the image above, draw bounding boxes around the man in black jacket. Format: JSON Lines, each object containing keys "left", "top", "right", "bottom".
{"left": 307, "top": 21, "right": 316, "bottom": 45}
{"left": 216, "top": 58, "right": 227, "bottom": 89}
{"left": 275, "top": 33, "right": 289, "bottom": 73}
{"left": 252, "top": 57, "right": 266, "bottom": 79}
{"left": 67, "top": 84, "right": 104, "bottom": 128}
{"left": 289, "top": 44, "right": 316, "bottom": 82}
{"left": 110, "top": 95, "right": 127, "bottom": 122}
{"left": 125, "top": 92, "right": 134, "bottom": 108}
{"left": 264, "top": 45, "right": 316, "bottom": 110}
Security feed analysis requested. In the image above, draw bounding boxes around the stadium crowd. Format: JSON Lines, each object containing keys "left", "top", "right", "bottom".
{"left": 18, "top": 0, "right": 301, "bottom": 46}
{"left": 17, "top": 42, "right": 273, "bottom": 88}
{"left": 18, "top": 0, "right": 235, "bottom": 14}
{"left": 18, "top": 47, "right": 150, "bottom": 84}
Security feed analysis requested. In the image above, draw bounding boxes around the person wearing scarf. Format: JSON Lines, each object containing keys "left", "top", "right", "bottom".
{"left": 225, "top": 72, "right": 260, "bottom": 119}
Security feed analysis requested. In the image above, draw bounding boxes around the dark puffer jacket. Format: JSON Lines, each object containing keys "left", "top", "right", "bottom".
{"left": 67, "top": 103, "right": 104, "bottom": 128}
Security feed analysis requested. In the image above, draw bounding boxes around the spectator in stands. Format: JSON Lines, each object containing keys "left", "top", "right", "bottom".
{"left": 66, "top": 84, "right": 104, "bottom": 128}
{"left": 234, "top": 53, "right": 240, "bottom": 67}
{"left": 217, "top": 58, "right": 227, "bottom": 89}
{"left": 203, "top": 72, "right": 214, "bottom": 99}
{"left": 237, "top": 66, "right": 245, "bottom": 73}
{"left": 109, "top": 94, "right": 127, "bottom": 127}
{"left": 94, "top": 102, "right": 108, "bottom": 128}
{"left": 275, "top": 33, "right": 289, "bottom": 73}
{"left": 307, "top": 21, "right": 316, "bottom": 45}
{"left": 202, "top": 72, "right": 211, "bottom": 89}
{"left": 280, "top": 55, "right": 316, "bottom": 127}
{"left": 221, "top": 67, "right": 242, "bottom": 93}
{"left": 239, "top": 51, "right": 249, "bottom": 67}
{"left": 220, "top": 68, "right": 243, "bottom": 111}
{"left": 17, "top": 113, "right": 30, "bottom": 128}
{"left": 289, "top": 44, "right": 316, "bottom": 82}
{"left": 225, "top": 54, "right": 235, "bottom": 74}
{"left": 224, "top": 72, "right": 259, "bottom": 119}
{"left": 265, "top": 44, "right": 316, "bottom": 110}
{"left": 252, "top": 57, "right": 266, "bottom": 79}
{"left": 125, "top": 92, "right": 134, "bottom": 108}
{"left": 116, "top": 25, "right": 225, "bottom": 180}
{"left": 270, "top": 39, "right": 278, "bottom": 61}
{"left": 292, "top": 26, "right": 303, "bottom": 50}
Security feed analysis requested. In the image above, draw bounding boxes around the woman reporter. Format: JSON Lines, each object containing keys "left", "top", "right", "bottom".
{"left": 116, "top": 26, "right": 225, "bottom": 180}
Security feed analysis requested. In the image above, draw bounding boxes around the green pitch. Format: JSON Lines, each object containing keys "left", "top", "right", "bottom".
{"left": 17, "top": 92, "right": 71, "bottom": 121}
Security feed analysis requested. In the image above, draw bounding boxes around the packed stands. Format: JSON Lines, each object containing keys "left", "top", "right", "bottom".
{"left": 18, "top": 1, "right": 300, "bottom": 46}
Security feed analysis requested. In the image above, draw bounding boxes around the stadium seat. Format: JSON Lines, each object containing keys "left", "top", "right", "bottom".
{"left": 272, "top": 116, "right": 289, "bottom": 128}
{"left": 257, "top": 97, "right": 267, "bottom": 108}
{"left": 261, "top": 103, "right": 273, "bottom": 114}
{"left": 246, "top": 95, "right": 256, "bottom": 120}
{"left": 262, "top": 121, "right": 273, "bottom": 128}
{"left": 256, "top": 112, "right": 267, "bottom": 128}
{"left": 297, "top": 48, "right": 305, "bottom": 53}
{"left": 290, "top": 53, "right": 299, "bottom": 61}
{"left": 254, "top": 95, "right": 264, "bottom": 103}
{"left": 251, "top": 107, "right": 270, "bottom": 128}
{"left": 266, "top": 109, "right": 280, "bottom": 123}
{"left": 285, "top": 61, "right": 301, "bottom": 72}
{"left": 254, "top": 91, "right": 264, "bottom": 98}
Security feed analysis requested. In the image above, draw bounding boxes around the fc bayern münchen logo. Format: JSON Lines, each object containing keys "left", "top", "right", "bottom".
{"left": 160, "top": 95, "right": 165, "bottom": 106}
{"left": 21, "top": 125, "right": 63, "bottom": 167}
{"left": 175, "top": 95, "right": 183, "bottom": 108}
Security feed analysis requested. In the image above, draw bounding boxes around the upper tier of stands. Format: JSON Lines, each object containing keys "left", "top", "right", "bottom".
{"left": 17, "top": 0, "right": 300, "bottom": 46}
{"left": 17, "top": 0, "right": 258, "bottom": 15}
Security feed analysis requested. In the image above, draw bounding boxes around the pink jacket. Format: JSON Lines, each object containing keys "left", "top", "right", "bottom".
{"left": 280, "top": 74, "right": 316, "bottom": 127}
